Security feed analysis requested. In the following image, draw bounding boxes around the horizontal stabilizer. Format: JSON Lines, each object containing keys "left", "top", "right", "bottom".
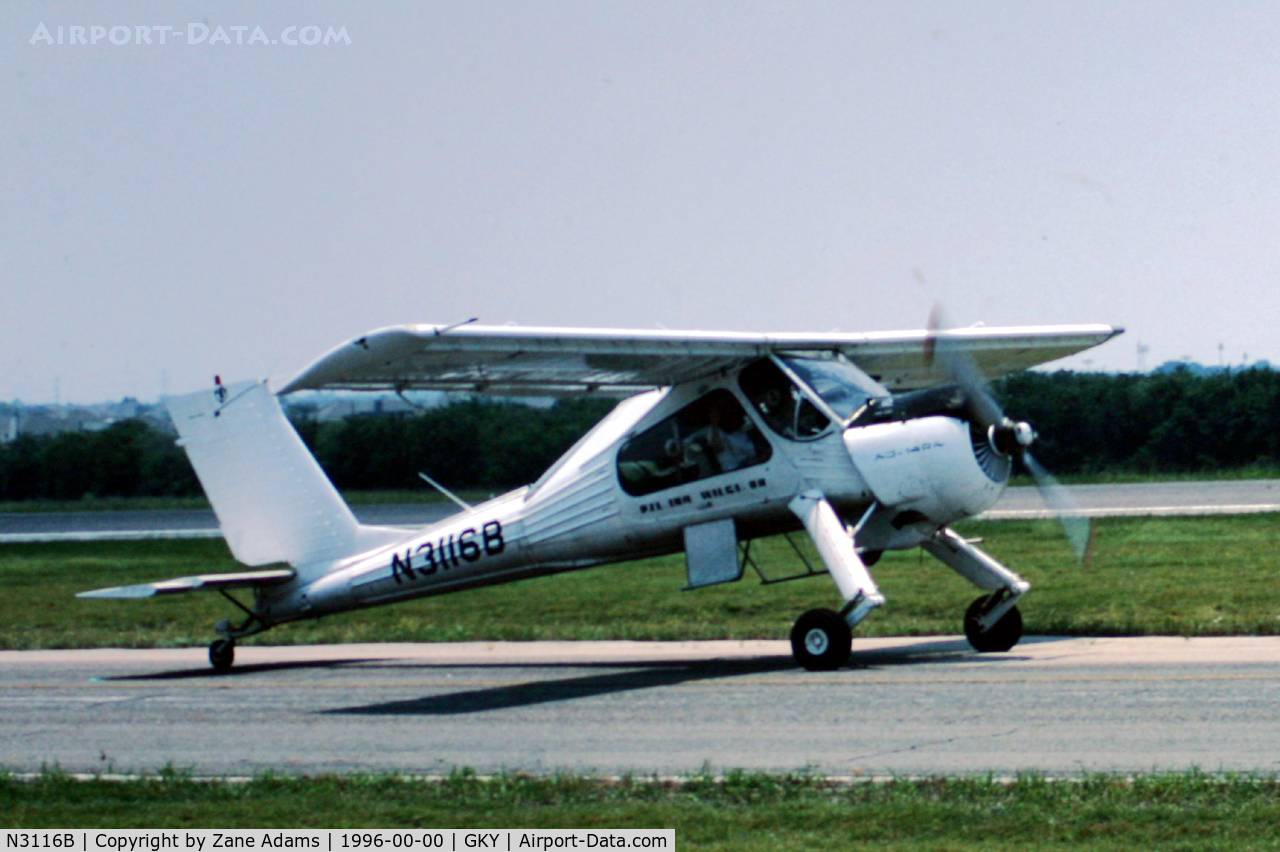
{"left": 77, "top": 568, "right": 296, "bottom": 600}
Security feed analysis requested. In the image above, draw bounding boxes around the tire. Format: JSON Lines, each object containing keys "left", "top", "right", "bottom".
{"left": 963, "top": 595, "right": 1023, "bottom": 653}
{"left": 790, "top": 608, "right": 852, "bottom": 671}
{"left": 209, "top": 639, "right": 235, "bottom": 673}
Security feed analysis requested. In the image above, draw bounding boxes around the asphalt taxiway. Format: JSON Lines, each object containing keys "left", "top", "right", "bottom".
{"left": 4, "top": 637, "right": 1280, "bottom": 777}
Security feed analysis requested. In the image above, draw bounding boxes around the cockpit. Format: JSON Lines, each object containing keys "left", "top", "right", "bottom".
{"left": 740, "top": 355, "right": 889, "bottom": 440}
{"left": 614, "top": 353, "right": 890, "bottom": 497}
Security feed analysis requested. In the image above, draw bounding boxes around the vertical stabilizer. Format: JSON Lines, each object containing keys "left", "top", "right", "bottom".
{"left": 166, "top": 380, "right": 403, "bottom": 576}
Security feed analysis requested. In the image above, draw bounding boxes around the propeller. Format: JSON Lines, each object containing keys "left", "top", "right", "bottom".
{"left": 924, "top": 306, "right": 1090, "bottom": 561}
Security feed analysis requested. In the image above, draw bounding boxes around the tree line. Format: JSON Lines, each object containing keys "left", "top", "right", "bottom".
{"left": 0, "top": 398, "right": 616, "bottom": 501}
{"left": 3, "top": 367, "right": 1280, "bottom": 502}
{"left": 995, "top": 367, "right": 1280, "bottom": 474}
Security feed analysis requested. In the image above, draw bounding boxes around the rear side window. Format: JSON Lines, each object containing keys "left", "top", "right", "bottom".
{"left": 617, "top": 389, "right": 772, "bottom": 497}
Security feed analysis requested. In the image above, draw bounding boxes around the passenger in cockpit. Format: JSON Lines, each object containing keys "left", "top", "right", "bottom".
{"left": 698, "top": 397, "right": 758, "bottom": 472}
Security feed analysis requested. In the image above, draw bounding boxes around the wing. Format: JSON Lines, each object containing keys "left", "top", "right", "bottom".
{"left": 278, "top": 323, "right": 1123, "bottom": 396}
{"left": 77, "top": 568, "right": 296, "bottom": 600}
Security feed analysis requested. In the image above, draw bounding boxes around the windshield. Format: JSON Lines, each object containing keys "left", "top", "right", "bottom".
{"left": 780, "top": 356, "right": 888, "bottom": 422}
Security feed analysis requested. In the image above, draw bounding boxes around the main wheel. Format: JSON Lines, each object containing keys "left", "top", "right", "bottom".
{"left": 963, "top": 595, "right": 1023, "bottom": 653}
{"left": 790, "top": 608, "right": 852, "bottom": 671}
{"left": 209, "top": 638, "right": 235, "bottom": 673}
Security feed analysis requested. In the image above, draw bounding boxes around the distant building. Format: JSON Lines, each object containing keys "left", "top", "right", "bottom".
{"left": 313, "top": 396, "right": 420, "bottom": 421}
{"left": 1151, "top": 359, "right": 1276, "bottom": 376}
{"left": 0, "top": 398, "right": 172, "bottom": 441}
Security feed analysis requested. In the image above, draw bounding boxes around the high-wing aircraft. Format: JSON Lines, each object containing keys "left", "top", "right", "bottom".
{"left": 81, "top": 321, "right": 1121, "bottom": 672}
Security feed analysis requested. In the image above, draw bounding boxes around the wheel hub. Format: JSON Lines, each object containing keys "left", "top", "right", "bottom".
{"left": 804, "top": 628, "right": 830, "bottom": 656}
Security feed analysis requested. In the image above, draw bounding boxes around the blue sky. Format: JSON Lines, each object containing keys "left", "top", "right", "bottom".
{"left": 5, "top": 2, "right": 1279, "bottom": 402}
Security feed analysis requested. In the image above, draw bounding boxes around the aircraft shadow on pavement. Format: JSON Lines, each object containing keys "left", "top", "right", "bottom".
{"left": 326, "top": 656, "right": 799, "bottom": 716}
{"left": 326, "top": 636, "right": 1065, "bottom": 716}
{"left": 107, "top": 658, "right": 383, "bottom": 681}
{"left": 103, "top": 635, "right": 1071, "bottom": 689}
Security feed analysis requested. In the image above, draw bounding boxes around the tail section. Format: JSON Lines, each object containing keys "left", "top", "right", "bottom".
{"left": 166, "top": 380, "right": 405, "bottom": 576}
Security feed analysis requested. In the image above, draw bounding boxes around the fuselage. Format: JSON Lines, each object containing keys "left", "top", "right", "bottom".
{"left": 258, "top": 355, "right": 1010, "bottom": 625}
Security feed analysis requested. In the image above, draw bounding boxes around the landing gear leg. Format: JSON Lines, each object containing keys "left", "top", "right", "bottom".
{"left": 921, "top": 526, "right": 1031, "bottom": 653}
{"left": 790, "top": 608, "right": 852, "bottom": 671}
{"left": 786, "top": 492, "right": 887, "bottom": 671}
{"left": 209, "top": 638, "right": 235, "bottom": 673}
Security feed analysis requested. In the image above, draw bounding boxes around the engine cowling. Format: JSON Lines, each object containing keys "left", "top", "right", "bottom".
{"left": 842, "top": 415, "right": 1008, "bottom": 525}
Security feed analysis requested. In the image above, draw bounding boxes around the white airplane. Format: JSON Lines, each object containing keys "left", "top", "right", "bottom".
{"left": 81, "top": 321, "right": 1120, "bottom": 672}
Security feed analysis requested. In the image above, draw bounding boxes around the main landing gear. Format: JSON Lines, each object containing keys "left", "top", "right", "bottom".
{"left": 790, "top": 608, "right": 852, "bottom": 671}
{"left": 786, "top": 524, "right": 1032, "bottom": 670}
{"left": 922, "top": 528, "right": 1029, "bottom": 654}
{"left": 963, "top": 592, "right": 1023, "bottom": 653}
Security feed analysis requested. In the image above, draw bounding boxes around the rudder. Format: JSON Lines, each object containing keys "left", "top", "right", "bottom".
{"left": 166, "top": 380, "right": 404, "bottom": 576}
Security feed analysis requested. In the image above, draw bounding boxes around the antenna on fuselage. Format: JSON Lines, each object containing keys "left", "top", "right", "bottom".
{"left": 418, "top": 471, "right": 473, "bottom": 511}
{"left": 434, "top": 317, "right": 479, "bottom": 336}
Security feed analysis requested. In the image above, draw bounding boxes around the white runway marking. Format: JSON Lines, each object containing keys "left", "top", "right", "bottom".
{"left": 982, "top": 503, "right": 1280, "bottom": 519}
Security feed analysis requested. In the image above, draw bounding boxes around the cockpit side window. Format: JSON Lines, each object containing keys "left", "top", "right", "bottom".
{"left": 616, "top": 389, "right": 772, "bottom": 497}
{"left": 738, "top": 359, "right": 831, "bottom": 440}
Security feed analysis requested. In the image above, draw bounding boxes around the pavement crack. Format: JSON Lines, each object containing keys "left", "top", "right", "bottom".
{"left": 848, "top": 728, "right": 1019, "bottom": 763}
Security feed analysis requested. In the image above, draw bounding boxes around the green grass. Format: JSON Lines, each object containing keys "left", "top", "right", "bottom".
{"left": 8, "top": 768, "right": 1280, "bottom": 849}
{"left": 5, "top": 514, "right": 1280, "bottom": 649}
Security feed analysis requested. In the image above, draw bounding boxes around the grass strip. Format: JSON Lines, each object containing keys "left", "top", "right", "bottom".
{"left": 6, "top": 768, "right": 1280, "bottom": 850}
{"left": 5, "top": 514, "right": 1280, "bottom": 649}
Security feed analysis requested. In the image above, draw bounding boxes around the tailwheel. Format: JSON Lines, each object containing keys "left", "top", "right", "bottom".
{"left": 790, "top": 608, "right": 852, "bottom": 671}
{"left": 963, "top": 594, "right": 1023, "bottom": 653}
{"left": 209, "top": 638, "right": 236, "bottom": 673}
